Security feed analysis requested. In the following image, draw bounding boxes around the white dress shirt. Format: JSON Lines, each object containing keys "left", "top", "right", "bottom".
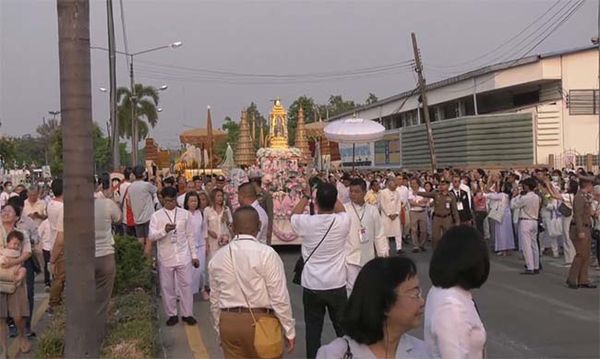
{"left": 344, "top": 202, "right": 387, "bottom": 265}
{"left": 317, "top": 334, "right": 429, "bottom": 359}
{"left": 408, "top": 188, "right": 427, "bottom": 211}
{"left": 510, "top": 191, "right": 540, "bottom": 220}
{"left": 38, "top": 219, "right": 52, "bottom": 252}
{"left": 188, "top": 209, "right": 205, "bottom": 248}
{"left": 425, "top": 286, "right": 486, "bottom": 359}
{"left": 291, "top": 212, "right": 351, "bottom": 290}
{"left": 251, "top": 200, "right": 269, "bottom": 244}
{"left": 148, "top": 208, "right": 198, "bottom": 267}
{"left": 337, "top": 182, "right": 350, "bottom": 204}
{"left": 397, "top": 185, "right": 410, "bottom": 206}
{"left": 208, "top": 234, "right": 296, "bottom": 339}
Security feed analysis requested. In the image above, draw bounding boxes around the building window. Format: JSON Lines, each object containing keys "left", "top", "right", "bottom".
{"left": 568, "top": 89, "right": 599, "bottom": 115}
{"left": 513, "top": 90, "right": 540, "bottom": 107}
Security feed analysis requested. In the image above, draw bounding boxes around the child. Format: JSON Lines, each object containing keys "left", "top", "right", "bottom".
{"left": 0, "top": 231, "right": 27, "bottom": 289}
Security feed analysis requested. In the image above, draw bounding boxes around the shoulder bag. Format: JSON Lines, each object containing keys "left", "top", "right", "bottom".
{"left": 557, "top": 194, "right": 573, "bottom": 217}
{"left": 228, "top": 242, "right": 284, "bottom": 359}
{"left": 292, "top": 218, "right": 336, "bottom": 285}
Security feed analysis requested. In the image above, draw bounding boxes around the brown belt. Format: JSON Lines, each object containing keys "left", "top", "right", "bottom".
{"left": 434, "top": 214, "right": 450, "bottom": 218}
{"left": 222, "top": 307, "right": 274, "bottom": 314}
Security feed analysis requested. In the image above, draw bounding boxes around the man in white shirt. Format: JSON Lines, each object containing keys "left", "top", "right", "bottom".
{"left": 209, "top": 206, "right": 296, "bottom": 358}
{"left": 48, "top": 178, "right": 65, "bottom": 313}
{"left": 0, "top": 181, "right": 14, "bottom": 207}
{"left": 128, "top": 165, "right": 158, "bottom": 257}
{"left": 511, "top": 178, "right": 541, "bottom": 274}
{"left": 336, "top": 173, "right": 351, "bottom": 204}
{"left": 118, "top": 167, "right": 136, "bottom": 237}
{"left": 380, "top": 176, "right": 403, "bottom": 254}
{"left": 149, "top": 187, "right": 199, "bottom": 326}
{"left": 396, "top": 175, "right": 411, "bottom": 241}
{"left": 408, "top": 178, "right": 428, "bottom": 253}
{"left": 344, "top": 178, "right": 387, "bottom": 296}
{"left": 237, "top": 182, "right": 269, "bottom": 244}
{"left": 291, "top": 182, "right": 350, "bottom": 359}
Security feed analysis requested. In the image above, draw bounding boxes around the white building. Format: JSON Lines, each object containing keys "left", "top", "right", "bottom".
{"left": 334, "top": 45, "right": 599, "bottom": 170}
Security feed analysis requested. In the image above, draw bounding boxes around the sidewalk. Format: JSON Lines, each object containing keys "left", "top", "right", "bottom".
{"left": 10, "top": 274, "right": 49, "bottom": 359}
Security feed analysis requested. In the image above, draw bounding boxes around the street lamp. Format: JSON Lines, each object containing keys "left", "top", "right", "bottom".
{"left": 91, "top": 41, "right": 182, "bottom": 166}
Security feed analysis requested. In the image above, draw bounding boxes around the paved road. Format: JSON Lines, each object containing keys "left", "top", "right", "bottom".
{"left": 164, "top": 243, "right": 600, "bottom": 359}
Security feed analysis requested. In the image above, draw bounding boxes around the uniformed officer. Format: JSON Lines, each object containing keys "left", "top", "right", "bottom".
{"left": 566, "top": 177, "right": 597, "bottom": 289}
{"left": 420, "top": 179, "right": 459, "bottom": 249}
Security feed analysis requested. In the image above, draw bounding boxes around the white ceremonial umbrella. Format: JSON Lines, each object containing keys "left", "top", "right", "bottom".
{"left": 324, "top": 116, "right": 385, "bottom": 169}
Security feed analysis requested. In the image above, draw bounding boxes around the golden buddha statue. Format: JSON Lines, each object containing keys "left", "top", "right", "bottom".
{"left": 269, "top": 99, "right": 288, "bottom": 149}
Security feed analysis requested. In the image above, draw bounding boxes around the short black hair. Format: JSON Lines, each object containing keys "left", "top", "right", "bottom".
{"left": 133, "top": 165, "right": 145, "bottom": 179}
{"left": 163, "top": 177, "right": 175, "bottom": 185}
{"left": 123, "top": 167, "right": 132, "bottom": 181}
{"left": 343, "top": 257, "right": 417, "bottom": 345}
{"left": 192, "top": 175, "right": 201, "bottom": 182}
{"left": 349, "top": 178, "right": 366, "bottom": 192}
{"left": 309, "top": 176, "right": 323, "bottom": 190}
{"left": 183, "top": 191, "right": 201, "bottom": 210}
{"left": 51, "top": 178, "right": 63, "bottom": 197}
{"left": 161, "top": 186, "right": 178, "bottom": 199}
{"left": 7, "top": 230, "right": 24, "bottom": 243}
{"left": 429, "top": 225, "right": 489, "bottom": 290}
{"left": 521, "top": 178, "right": 537, "bottom": 191}
{"left": 97, "top": 172, "right": 111, "bottom": 190}
{"left": 316, "top": 183, "right": 337, "bottom": 211}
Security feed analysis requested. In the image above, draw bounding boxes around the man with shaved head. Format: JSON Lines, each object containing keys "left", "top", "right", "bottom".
{"left": 238, "top": 182, "right": 269, "bottom": 244}
{"left": 208, "top": 206, "right": 296, "bottom": 358}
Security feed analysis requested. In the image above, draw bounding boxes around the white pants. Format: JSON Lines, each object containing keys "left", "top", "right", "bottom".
{"left": 394, "top": 236, "right": 402, "bottom": 250}
{"left": 346, "top": 263, "right": 361, "bottom": 297}
{"left": 561, "top": 216, "right": 576, "bottom": 264}
{"left": 191, "top": 245, "right": 206, "bottom": 294}
{"left": 160, "top": 263, "right": 194, "bottom": 317}
{"left": 519, "top": 220, "right": 539, "bottom": 270}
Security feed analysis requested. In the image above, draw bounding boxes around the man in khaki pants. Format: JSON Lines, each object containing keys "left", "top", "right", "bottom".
{"left": 408, "top": 178, "right": 428, "bottom": 252}
{"left": 566, "top": 177, "right": 597, "bottom": 289}
{"left": 420, "top": 180, "right": 460, "bottom": 249}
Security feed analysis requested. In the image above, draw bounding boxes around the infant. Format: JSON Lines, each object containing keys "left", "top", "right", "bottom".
{"left": 0, "top": 231, "right": 26, "bottom": 286}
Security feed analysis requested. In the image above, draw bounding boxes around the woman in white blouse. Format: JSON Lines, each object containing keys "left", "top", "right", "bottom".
{"left": 425, "top": 225, "right": 490, "bottom": 359}
{"left": 183, "top": 191, "right": 206, "bottom": 297}
{"left": 203, "top": 188, "right": 232, "bottom": 265}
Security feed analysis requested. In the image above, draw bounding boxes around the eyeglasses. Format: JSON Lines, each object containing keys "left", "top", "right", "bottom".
{"left": 399, "top": 289, "right": 423, "bottom": 300}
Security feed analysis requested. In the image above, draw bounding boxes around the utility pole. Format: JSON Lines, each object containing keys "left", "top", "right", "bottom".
{"left": 56, "top": 0, "right": 98, "bottom": 356}
{"left": 106, "top": 0, "right": 120, "bottom": 170}
{"left": 411, "top": 32, "right": 437, "bottom": 171}
{"left": 130, "top": 55, "right": 138, "bottom": 166}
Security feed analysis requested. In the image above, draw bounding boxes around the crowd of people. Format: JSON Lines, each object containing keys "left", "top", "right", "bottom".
{"left": 0, "top": 162, "right": 598, "bottom": 358}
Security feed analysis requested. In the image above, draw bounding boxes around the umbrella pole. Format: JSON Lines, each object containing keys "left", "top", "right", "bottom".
{"left": 352, "top": 143, "right": 355, "bottom": 171}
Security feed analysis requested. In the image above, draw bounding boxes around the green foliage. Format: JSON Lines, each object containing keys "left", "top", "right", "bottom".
{"left": 365, "top": 92, "right": 378, "bottom": 105}
{"left": 113, "top": 235, "right": 153, "bottom": 295}
{"left": 326, "top": 95, "right": 357, "bottom": 118}
{"left": 37, "top": 306, "right": 65, "bottom": 358}
{"left": 216, "top": 116, "right": 240, "bottom": 159}
{"left": 0, "top": 137, "right": 16, "bottom": 166}
{"left": 117, "top": 84, "right": 160, "bottom": 140}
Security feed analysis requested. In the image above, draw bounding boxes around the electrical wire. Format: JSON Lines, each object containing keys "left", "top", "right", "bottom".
{"left": 118, "top": 0, "right": 130, "bottom": 69}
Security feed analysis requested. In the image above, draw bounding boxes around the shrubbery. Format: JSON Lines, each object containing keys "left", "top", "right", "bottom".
{"left": 38, "top": 236, "right": 157, "bottom": 358}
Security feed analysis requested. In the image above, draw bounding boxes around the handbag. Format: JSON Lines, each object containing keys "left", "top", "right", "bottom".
{"left": 0, "top": 281, "right": 16, "bottom": 294}
{"left": 292, "top": 218, "right": 336, "bottom": 285}
{"left": 229, "top": 242, "right": 284, "bottom": 359}
{"left": 557, "top": 195, "right": 573, "bottom": 217}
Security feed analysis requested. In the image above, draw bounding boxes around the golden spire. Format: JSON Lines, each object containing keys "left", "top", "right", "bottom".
{"left": 234, "top": 109, "right": 255, "bottom": 166}
{"left": 295, "top": 107, "right": 310, "bottom": 162}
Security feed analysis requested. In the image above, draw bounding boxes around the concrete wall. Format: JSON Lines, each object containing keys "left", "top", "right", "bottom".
{"left": 400, "top": 113, "right": 534, "bottom": 169}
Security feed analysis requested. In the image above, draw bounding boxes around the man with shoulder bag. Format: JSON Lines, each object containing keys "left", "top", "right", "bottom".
{"left": 291, "top": 182, "right": 351, "bottom": 359}
{"left": 208, "top": 206, "right": 295, "bottom": 359}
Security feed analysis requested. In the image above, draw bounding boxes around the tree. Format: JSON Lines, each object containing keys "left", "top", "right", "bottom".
{"left": 288, "top": 96, "right": 317, "bottom": 146}
{"left": 116, "top": 83, "right": 160, "bottom": 140}
{"left": 216, "top": 116, "right": 240, "bottom": 159}
{"left": 365, "top": 93, "right": 378, "bottom": 105}
{"left": 0, "top": 137, "right": 16, "bottom": 168}
{"left": 326, "top": 95, "right": 356, "bottom": 117}
{"left": 57, "top": 0, "right": 98, "bottom": 355}
{"left": 245, "top": 102, "right": 266, "bottom": 149}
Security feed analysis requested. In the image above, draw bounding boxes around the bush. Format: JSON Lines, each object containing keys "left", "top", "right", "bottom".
{"left": 113, "top": 235, "right": 153, "bottom": 295}
{"left": 37, "top": 306, "right": 65, "bottom": 359}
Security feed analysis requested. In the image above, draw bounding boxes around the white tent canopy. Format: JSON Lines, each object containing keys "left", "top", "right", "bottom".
{"left": 324, "top": 117, "right": 385, "bottom": 144}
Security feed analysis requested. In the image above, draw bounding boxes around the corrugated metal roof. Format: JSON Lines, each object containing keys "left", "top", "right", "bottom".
{"left": 329, "top": 45, "right": 596, "bottom": 121}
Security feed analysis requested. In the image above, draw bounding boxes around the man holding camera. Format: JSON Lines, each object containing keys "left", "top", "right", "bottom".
{"left": 149, "top": 186, "right": 200, "bottom": 326}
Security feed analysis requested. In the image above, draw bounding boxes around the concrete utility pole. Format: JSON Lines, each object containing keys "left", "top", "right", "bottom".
{"left": 411, "top": 32, "right": 437, "bottom": 172}
{"left": 56, "top": 0, "right": 98, "bottom": 356}
{"left": 106, "top": 0, "right": 120, "bottom": 170}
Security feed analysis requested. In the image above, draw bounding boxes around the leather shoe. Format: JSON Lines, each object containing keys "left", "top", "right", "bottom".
{"left": 166, "top": 316, "right": 179, "bottom": 326}
{"left": 579, "top": 283, "right": 597, "bottom": 289}
{"left": 566, "top": 281, "right": 578, "bottom": 289}
{"left": 533, "top": 269, "right": 540, "bottom": 274}
{"left": 520, "top": 270, "right": 536, "bottom": 275}
{"left": 182, "top": 316, "right": 197, "bottom": 325}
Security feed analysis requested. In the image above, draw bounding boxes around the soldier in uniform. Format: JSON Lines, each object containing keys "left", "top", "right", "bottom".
{"left": 420, "top": 179, "right": 459, "bottom": 249}
{"left": 566, "top": 177, "right": 597, "bottom": 289}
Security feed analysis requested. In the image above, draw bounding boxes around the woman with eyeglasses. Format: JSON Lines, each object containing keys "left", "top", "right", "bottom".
{"left": 0, "top": 203, "right": 32, "bottom": 355}
{"left": 424, "top": 225, "right": 489, "bottom": 359}
{"left": 317, "top": 256, "right": 428, "bottom": 358}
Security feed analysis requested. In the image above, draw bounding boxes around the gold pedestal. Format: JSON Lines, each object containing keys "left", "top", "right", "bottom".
{"left": 270, "top": 136, "right": 288, "bottom": 149}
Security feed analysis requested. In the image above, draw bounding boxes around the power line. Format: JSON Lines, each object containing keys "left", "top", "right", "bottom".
{"left": 427, "top": 0, "right": 563, "bottom": 70}
{"left": 118, "top": 0, "right": 130, "bottom": 69}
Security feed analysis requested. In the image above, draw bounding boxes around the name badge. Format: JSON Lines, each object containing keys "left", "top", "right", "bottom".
{"left": 445, "top": 202, "right": 450, "bottom": 209}
{"left": 359, "top": 226, "right": 368, "bottom": 243}
{"left": 457, "top": 202, "right": 464, "bottom": 211}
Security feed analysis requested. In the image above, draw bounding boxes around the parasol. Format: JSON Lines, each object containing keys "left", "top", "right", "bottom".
{"left": 324, "top": 117, "right": 385, "bottom": 169}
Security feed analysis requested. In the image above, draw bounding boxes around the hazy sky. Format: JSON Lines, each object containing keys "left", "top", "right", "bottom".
{"left": 0, "top": 0, "right": 595, "bottom": 148}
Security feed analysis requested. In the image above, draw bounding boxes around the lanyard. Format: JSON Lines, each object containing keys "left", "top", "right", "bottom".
{"left": 164, "top": 208, "right": 177, "bottom": 224}
{"left": 351, "top": 203, "right": 366, "bottom": 224}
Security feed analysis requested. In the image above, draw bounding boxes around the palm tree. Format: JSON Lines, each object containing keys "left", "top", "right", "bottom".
{"left": 117, "top": 83, "right": 160, "bottom": 140}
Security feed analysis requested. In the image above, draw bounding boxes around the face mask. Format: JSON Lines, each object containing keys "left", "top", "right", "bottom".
{"left": 552, "top": 176, "right": 559, "bottom": 182}
{"left": 5, "top": 186, "right": 13, "bottom": 192}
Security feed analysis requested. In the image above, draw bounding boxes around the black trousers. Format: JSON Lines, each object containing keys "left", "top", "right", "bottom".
{"left": 43, "top": 249, "right": 52, "bottom": 286}
{"left": 303, "top": 286, "right": 347, "bottom": 359}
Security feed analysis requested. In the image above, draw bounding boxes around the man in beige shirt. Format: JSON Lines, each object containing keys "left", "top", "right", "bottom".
{"left": 208, "top": 206, "right": 295, "bottom": 358}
